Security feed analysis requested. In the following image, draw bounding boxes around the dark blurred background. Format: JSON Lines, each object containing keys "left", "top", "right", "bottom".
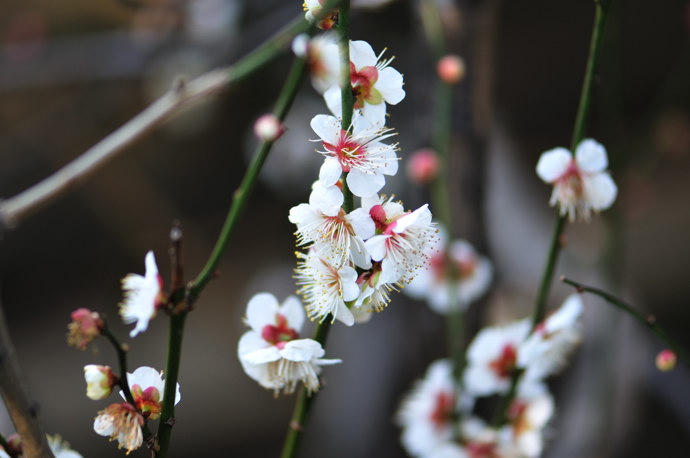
{"left": 0, "top": 0, "right": 689, "bottom": 456}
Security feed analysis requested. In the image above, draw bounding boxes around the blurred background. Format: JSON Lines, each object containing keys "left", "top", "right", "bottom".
{"left": 0, "top": 0, "right": 689, "bottom": 456}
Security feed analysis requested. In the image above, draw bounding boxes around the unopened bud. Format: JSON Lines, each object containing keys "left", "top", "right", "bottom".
{"left": 656, "top": 349, "right": 677, "bottom": 372}
{"left": 254, "top": 114, "right": 285, "bottom": 142}
{"left": 407, "top": 149, "right": 440, "bottom": 184}
{"left": 7, "top": 433, "right": 22, "bottom": 456}
{"left": 84, "top": 365, "right": 118, "bottom": 400}
{"left": 437, "top": 54, "right": 466, "bottom": 84}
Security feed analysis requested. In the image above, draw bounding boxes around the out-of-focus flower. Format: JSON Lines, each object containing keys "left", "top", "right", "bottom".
{"left": 237, "top": 293, "right": 341, "bottom": 394}
{"left": 67, "top": 308, "right": 104, "bottom": 350}
{"left": 303, "top": 0, "right": 339, "bottom": 30}
{"left": 405, "top": 229, "right": 492, "bottom": 314}
{"left": 518, "top": 294, "right": 583, "bottom": 382}
{"left": 311, "top": 112, "right": 399, "bottom": 198}
{"left": 253, "top": 113, "right": 285, "bottom": 142}
{"left": 396, "top": 359, "right": 458, "bottom": 457}
{"left": 123, "top": 366, "right": 181, "bottom": 420}
{"left": 656, "top": 349, "right": 677, "bottom": 372}
{"left": 362, "top": 195, "right": 438, "bottom": 284}
{"left": 536, "top": 138, "right": 617, "bottom": 221}
{"left": 294, "top": 249, "right": 360, "bottom": 326}
{"left": 47, "top": 434, "right": 84, "bottom": 458}
{"left": 437, "top": 55, "right": 466, "bottom": 84}
{"left": 93, "top": 403, "right": 144, "bottom": 454}
{"left": 500, "top": 385, "right": 554, "bottom": 457}
{"left": 84, "top": 365, "right": 118, "bottom": 400}
{"left": 324, "top": 40, "right": 405, "bottom": 126}
{"left": 407, "top": 148, "right": 440, "bottom": 184}
{"left": 119, "top": 251, "right": 167, "bottom": 338}
{"left": 464, "top": 319, "right": 531, "bottom": 396}
{"left": 292, "top": 33, "right": 340, "bottom": 94}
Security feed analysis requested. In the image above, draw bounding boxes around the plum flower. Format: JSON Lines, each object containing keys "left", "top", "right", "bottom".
{"left": 405, "top": 228, "right": 492, "bottom": 314}
{"left": 93, "top": 403, "right": 144, "bottom": 454}
{"left": 362, "top": 195, "right": 438, "bottom": 284}
{"left": 84, "top": 365, "right": 118, "bottom": 400}
{"left": 463, "top": 319, "right": 531, "bottom": 397}
{"left": 237, "top": 293, "right": 341, "bottom": 394}
{"left": 303, "top": 0, "right": 339, "bottom": 30}
{"left": 119, "top": 251, "right": 167, "bottom": 338}
{"left": 536, "top": 138, "right": 617, "bottom": 221}
{"left": 292, "top": 33, "right": 340, "bottom": 94}
{"left": 324, "top": 40, "right": 405, "bottom": 126}
{"left": 518, "top": 294, "right": 583, "bottom": 382}
{"left": 289, "top": 181, "right": 373, "bottom": 269}
{"left": 121, "top": 366, "right": 181, "bottom": 420}
{"left": 294, "top": 249, "right": 361, "bottom": 326}
{"left": 396, "top": 359, "right": 458, "bottom": 457}
{"left": 67, "top": 308, "right": 103, "bottom": 350}
{"left": 311, "top": 112, "right": 399, "bottom": 198}
{"left": 499, "top": 385, "right": 555, "bottom": 458}
{"left": 47, "top": 435, "right": 84, "bottom": 458}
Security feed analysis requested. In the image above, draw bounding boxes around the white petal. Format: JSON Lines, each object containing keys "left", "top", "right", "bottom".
{"left": 309, "top": 182, "right": 343, "bottom": 216}
{"left": 545, "top": 294, "right": 583, "bottom": 333}
{"left": 339, "top": 266, "right": 361, "bottom": 301}
{"left": 127, "top": 366, "right": 164, "bottom": 393}
{"left": 377, "top": 67, "right": 405, "bottom": 104}
{"left": 575, "top": 138, "right": 608, "bottom": 173}
{"left": 365, "top": 234, "right": 390, "bottom": 262}
{"left": 360, "top": 102, "right": 387, "bottom": 128}
{"left": 288, "top": 203, "right": 314, "bottom": 226}
{"left": 242, "top": 346, "right": 282, "bottom": 364}
{"left": 346, "top": 208, "right": 375, "bottom": 240}
{"left": 319, "top": 158, "right": 343, "bottom": 186}
{"left": 349, "top": 40, "right": 377, "bottom": 68}
{"left": 280, "top": 295, "right": 305, "bottom": 332}
{"left": 144, "top": 251, "right": 159, "bottom": 277}
{"left": 395, "top": 204, "right": 429, "bottom": 233}
{"left": 583, "top": 172, "right": 617, "bottom": 211}
{"left": 333, "top": 303, "right": 355, "bottom": 326}
{"left": 281, "top": 339, "right": 325, "bottom": 361}
{"left": 310, "top": 114, "right": 340, "bottom": 144}
{"left": 324, "top": 87, "right": 342, "bottom": 119}
{"left": 536, "top": 147, "right": 572, "bottom": 183}
{"left": 347, "top": 169, "right": 385, "bottom": 197}
{"left": 245, "top": 292, "right": 280, "bottom": 332}
{"left": 291, "top": 34, "right": 308, "bottom": 57}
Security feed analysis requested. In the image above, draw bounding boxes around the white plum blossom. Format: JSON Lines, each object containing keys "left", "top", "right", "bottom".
{"left": 93, "top": 403, "right": 144, "bottom": 454}
{"left": 324, "top": 40, "right": 405, "bottom": 126}
{"left": 518, "top": 294, "right": 583, "bottom": 382}
{"left": 47, "top": 435, "right": 84, "bottom": 458}
{"left": 237, "top": 293, "right": 341, "bottom": 394}
{"left": 396, "top": 359, "right": 458, "bottom": 458}
{"left": 405, "top": 228, "right": 492, "bottom": 314}
{"left": 499, "top": 385, "right": 555, "bottom": 458}
{"left": 289, "top": 181, "right": 373, "bottom": 269}
{"left": 84, "top": 365, "right": 117, "bottom": 400}
{"left": 303, "top": 0, "right": 339, "bottom": 30}
{"left": 536, "top": 138, "right": 617, "bottom": 221}
{"left": 122, "top": 366, "right": 181, "bottom": 420}
{"left": 311, "top": 112, "right": 399, "bottom": 198}
{"left": 294, "top": 249, "right": 361, "bottom": 326}
{"left": 362, "top": 194, "right": 438, "bottom": 284}
{"left": 292, "top": 33, "right": 340, "bottom": 94}
{"left": 119, "top": 251, "right": 166, "bottom": 338}
{"left": 463, "top": 319, "right": 531, "bottom": 397}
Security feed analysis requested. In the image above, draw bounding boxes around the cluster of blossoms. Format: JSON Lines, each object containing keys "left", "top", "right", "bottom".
{"left": 397, "top": 295, "right": 584, "bottom": 457}
{"left": 238, "top": 11, "right": 437, "bottom": 395}
{"left": 67, "top": 251, "right": 182, "bottom": 453}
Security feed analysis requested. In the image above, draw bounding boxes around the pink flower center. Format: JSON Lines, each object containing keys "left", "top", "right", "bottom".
{"left": 350, "top": 63, "right": 380, "bottom": 109}
{"left": 466, "top": 441, "right": 499, "bottom": 458}
{"left": 557, "top": 161, "right": 584, "bottom": 197}
{"left": 324, "top": 130, "right": 366, "bottom": 172}
{"left": 429, "top": 390, "right": 455, "bottom": 430}
{"left": 488, "top": 344, "right": 517, "bottom": 378}
{"left": 131, "top": 384, "right": 162, "bottom": 419}
{"left": 262, "top": 314, "right": 299, "bottom": 349}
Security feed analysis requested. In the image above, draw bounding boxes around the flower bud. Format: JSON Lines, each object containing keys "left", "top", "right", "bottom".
{"left": 7, "top": 433, "right": 22, "bottom": 456}
{"left": 84, "top": 365, "right": 118, "bottom": 400}
{"left": 254, "top": 114, "right": 285, "bottom": 142}
{"left": 406, "top": 149, "right": 440, "bottom": 184}
{"left": 437, "top": 54, "right": 466, "bottom": 84}
{"left": 656, "top": 349, "right": 677, "bottom": 372}
{"left": 67, "top": 308, "right": 104, "bottom": 350}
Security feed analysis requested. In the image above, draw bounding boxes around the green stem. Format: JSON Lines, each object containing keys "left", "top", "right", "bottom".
{"left": 190, "top": 56, "right": 309, "bottom": 298}
{"left": 156, "top": 313, "right": 187, "bottom": 457}
{"left": 561, "top": 277, "right": 690, "bottom": 366}
{"left": 495, "top": 0, "right": 611, "bottom": 427}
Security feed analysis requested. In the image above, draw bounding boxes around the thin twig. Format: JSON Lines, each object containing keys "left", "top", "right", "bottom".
{"left": 0, "top": 300, "right": 54, "bottom": 458}
{"left": 561, "top": 276, "right": 690, "bottom": 367}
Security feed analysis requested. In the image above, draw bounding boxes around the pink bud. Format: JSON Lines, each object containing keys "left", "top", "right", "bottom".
{"left": 254, "top": 114, "right": 285, "bottom": 142}
{"left": 407, "top": 149, "right": 440, "bottom": 184}
{"left": 656, "top": 349, "right": 677, "bottom": 372}
{"left": 437, "top": 55, "right": 466, "bottom": 84}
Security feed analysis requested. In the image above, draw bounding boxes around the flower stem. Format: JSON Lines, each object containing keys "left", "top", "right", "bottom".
{"left": 495, "top": 0, "right": 611, "bottom": 427}
{"left": 561, "top": 276, "right": 690, "bottom": 366}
